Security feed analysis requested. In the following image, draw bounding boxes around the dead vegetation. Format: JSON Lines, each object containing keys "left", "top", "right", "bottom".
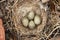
{"left": 0, "top": 0, "right": 60, "bottom": 40}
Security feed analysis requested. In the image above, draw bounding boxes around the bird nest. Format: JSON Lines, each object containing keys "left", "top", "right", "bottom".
{"left": 12, "top": 0, "right": 47, "bottom": 36}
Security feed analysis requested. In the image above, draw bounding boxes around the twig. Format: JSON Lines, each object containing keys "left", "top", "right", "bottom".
{"left": 47, "top": 25, "right": 60, "bottom": 39}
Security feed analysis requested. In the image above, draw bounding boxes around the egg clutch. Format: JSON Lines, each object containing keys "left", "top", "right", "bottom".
{"left": 21, "top": 11, "right": 41, "bottom": 29}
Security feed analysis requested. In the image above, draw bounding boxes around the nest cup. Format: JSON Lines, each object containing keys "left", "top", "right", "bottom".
{"left": 12, "top": 0, "right": 47, "bottom": 37}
